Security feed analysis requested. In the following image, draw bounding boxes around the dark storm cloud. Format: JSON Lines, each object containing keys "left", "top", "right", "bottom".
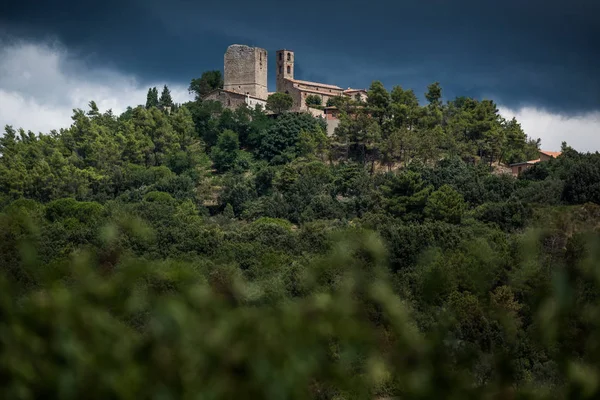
{"left": 1, "top": 0, "right": 599, "bottom": 113}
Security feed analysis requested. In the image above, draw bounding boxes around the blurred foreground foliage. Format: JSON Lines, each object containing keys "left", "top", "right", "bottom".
{"left": 2, "top": 205, "right": 600, "bottom": 399}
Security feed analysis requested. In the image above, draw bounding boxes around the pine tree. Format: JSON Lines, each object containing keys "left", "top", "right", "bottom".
{"left": 159, "top": 85, "right": 174, "bottom": 110}
{"left": 223, "top": 203, "right": 235, "bottom": 219}
{"left": 146, "top": 87, "right": 159, "bottom": 108}
{"left": 189, "top": 71, "right": 223, "bottom": 100}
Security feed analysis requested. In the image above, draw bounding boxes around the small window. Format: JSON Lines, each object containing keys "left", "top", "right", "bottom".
{"left": 227, "top": 99, "right": 231, "bottom": 106}
{"left": 279, "top": 53, "right": 282, "bottom": 60}
{"left": 287, "top": 53, "right": 291, "bottom": 61}
{"left": 287, "top": 66, "right": 291, "bottom": 74}
{"left": 279, "top": 66, "right": 282, "bottom": 74}
{"left": 518, "top": 166, "right": 522, "bottom": 173}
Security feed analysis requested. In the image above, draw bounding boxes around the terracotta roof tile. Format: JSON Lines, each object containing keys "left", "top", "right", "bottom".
{"left": 540, "top": 150, "right": 562, "bottom": 158}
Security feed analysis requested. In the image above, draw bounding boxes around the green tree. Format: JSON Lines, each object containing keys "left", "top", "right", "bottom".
{"left": 223, "top": 203, "right": 235, "bottom": 219}
{"left": 159, "top": 85, "right": 174, "bottom": 110}
{"left": 297, "top": 126, "right": 329, "bottom": 161}
{"left": 380, "top": 171, "right": 433, "bottom": 220}
{"left": 390, "top": 85, "right": 420, "bottom": 130}
{"left": 146, "top": 87, "right": 159, "bottom": 109}
{"left": 189, "top": 71, "right": 224, "bottom": 100}
{"left": 170, "top": 107, "right": 197, "bottom": 150}
{"left": 501, "top": 117, "right": 538, "bottom": 164}
{"left": 326, "top": 96, "right": 346, "bottom": 108}
{"left": 266, "top": 93, "right": 294, "bottom": 114}
{"left": 562, "top": 158, "right": 600, "bottom": 204}
{"left": 211, "top": 130, "right": 240, "bottom": 172}
{"left": 333, "top": 111, "right": 381, "bottom": 169}
{"left": 258, "top": 112, "right": 325, "bottom": 163}
{"left": 425, "top": 82, "right": 442, "bottom": 107}
{"left": 424, "top": 184, "right": 466, "bottom": 224}
{"left": 366, "top": 81, "right": 390, "bottom": 124}
{"left": 305, "top": 95, "right": 322, "bottom": 107}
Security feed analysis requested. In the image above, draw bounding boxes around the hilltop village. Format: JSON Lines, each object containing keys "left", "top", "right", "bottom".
{"left": 202, "top": 44, "right": 367, "bottom": 135}
{"left": 201, "top": 44, "right": 561, "bottom": 174}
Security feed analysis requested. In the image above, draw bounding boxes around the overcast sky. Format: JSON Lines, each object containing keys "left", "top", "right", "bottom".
{"left": 1, "top": 0, "right": 599, "bottom": 151}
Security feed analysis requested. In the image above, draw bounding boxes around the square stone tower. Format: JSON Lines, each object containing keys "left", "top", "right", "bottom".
{"left": 223, "top": 44, "right": 268, "bottom": 100}
{"left": 276, "top": 49, "right": 294, "bottom": 93}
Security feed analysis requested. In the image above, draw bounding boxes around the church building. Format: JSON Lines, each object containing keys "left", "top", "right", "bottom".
{"left": 275, "top": 49, "right": 367, "bottom": 111}
{"left": 202, "top": 44, "right": 367, "bottom": 116}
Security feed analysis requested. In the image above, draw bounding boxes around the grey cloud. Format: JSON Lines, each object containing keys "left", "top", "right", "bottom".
{"left": 1, "top": 0, "right": 599, "bottom": 113}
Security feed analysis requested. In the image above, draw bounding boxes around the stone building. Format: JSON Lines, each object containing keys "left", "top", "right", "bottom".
{"left": 223, "top": 44, "right": 268, "bottom": 100}
{"left": 202, "top": 89, "right": 267, "bottom": 109}
{"left": 275, "top": 49, "right": 367, "bottom": 111}
{"left": 204, "top": 44, "right": 368, "bottom": 134}
{"left": 509, "top": 150, "right": 562, "bottom": 176}
{"left": 343, "top": 88, "right": 369, "bottom": 103}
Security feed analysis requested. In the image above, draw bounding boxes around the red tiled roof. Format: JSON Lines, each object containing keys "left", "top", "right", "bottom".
{"left": 539, "top": 150, "right": 562, "bottom": 158}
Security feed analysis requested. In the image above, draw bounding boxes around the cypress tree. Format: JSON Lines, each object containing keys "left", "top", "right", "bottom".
{"left": 145, "top": 87, "right": 159, "bottom": 108}
{"left": 159, "top": 85, "right": 174, "bottom": 109}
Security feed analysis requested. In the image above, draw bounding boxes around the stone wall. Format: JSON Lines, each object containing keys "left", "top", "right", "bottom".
{"left": 203, "top": 89, "right": 267, "bottom": 111}
{"left": 278, "top": 79, "right": 304, "bottom": 111}
{"left": 307, "top": 107, "right": 325, "bottom": 118}
{"left": 277, "top": 79, "right": 339, "bottom": 112}
{"left": 539, "top": 153, "right": 552, "bottom": 162}
{"left": 223, "top": 45, "right": 268, "bottom": 100}
{"left": 246, "top": 96, "right": 267, "bottom": 109}
{"left": 326, "top": 119, "right": 340, "bottom": 137}
{"left": 300, "top": 91, "right": 338, "bottom": 108}
{"left": 203, "top": 90, "right": 248, "bottom": 109}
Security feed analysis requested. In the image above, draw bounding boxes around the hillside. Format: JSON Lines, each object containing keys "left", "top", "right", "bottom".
{"left": 1, "top": 79, "right": 600, "bottom": 399}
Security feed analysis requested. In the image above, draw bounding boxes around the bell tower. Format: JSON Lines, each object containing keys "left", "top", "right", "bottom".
{"left": 276, "top": 49, "right": 294, "bottom": 92}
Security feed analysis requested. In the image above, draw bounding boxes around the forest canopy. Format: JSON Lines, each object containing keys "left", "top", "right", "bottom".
{"left": 1, "top": 79, "right": 600, "bottom": 399}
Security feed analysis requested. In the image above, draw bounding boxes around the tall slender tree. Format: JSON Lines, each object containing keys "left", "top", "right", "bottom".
{"left": 159, "top": 85, "right": 174, "bottom": 110}
{"left": 146, "top": 87, "right": 159, "bottom": 108}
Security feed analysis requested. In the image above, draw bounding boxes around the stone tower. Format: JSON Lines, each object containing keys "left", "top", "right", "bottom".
{"left": 223, "top": 44, "right": 268, "bottom": 100}
{"left": 276, "top": 49, "right": 294, "bottom": 93}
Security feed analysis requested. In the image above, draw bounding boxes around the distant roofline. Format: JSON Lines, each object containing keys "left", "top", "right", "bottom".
{"left": 539, "top": 150, "right": 562, "bottom": 157}
{"left": 292, "top": 87, "right": 344, "bottom": 97}
{"left": 509, "top": 159, "right": 540, "bottom": 167}
{"left": 287, "top": 78, "right": 343, "bottom": 90}
{"left": 227, "top": 44, "right": 267, "bottom": 51}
